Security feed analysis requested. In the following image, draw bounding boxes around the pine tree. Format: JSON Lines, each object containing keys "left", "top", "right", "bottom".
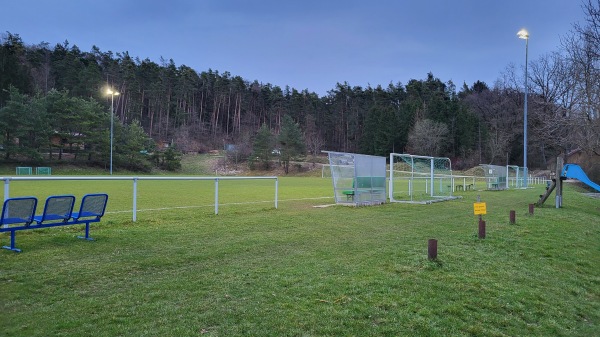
{"left": 278, "top": 115, "right": 306, "bottom": 174}
{"left": 250, "top": 123, "right": 274, "bottom": 170}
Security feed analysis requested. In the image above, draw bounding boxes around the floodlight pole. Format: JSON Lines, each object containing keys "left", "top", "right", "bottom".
{"left": 107, "top": 89, "right": 119, "bottom": 175}
{"left": 518, "top": 29, "right": 529, "bottom": 188}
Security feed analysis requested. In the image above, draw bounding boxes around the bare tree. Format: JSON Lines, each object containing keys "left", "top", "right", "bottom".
{"left": 463, "top": 79, "right": 522, "bottom": 165}
{"left": 407, "top": 119, "right": 448, "bottom": 156}
{"left": 527, "top": 52, "right": 578, "bottom": 165}
{"left": 304, "top": 114, "right": 324, "bottom": 157}
{"left": 562, "top": 0, "right": 600, "bottom": 156}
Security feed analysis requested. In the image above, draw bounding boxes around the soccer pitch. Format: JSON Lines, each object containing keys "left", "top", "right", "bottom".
{"left": 1, "top": 177, "right": 598, "bottom": 336}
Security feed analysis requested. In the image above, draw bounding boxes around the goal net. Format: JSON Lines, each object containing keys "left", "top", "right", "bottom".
{"left": 36, "top": 167, "right": 52, "bottom": 175}
{"left": 389, "top": 153, "right": 455, "bottom": 204}
{"left": 16, "top": 167, "right": 32, "bottom": 175}
{"left": 507, "top": 165, "right": 527, "bottom": 188}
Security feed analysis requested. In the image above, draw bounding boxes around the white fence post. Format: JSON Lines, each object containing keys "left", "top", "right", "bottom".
{"left": 275, "top": 178, "right": 279, "bottom": 209}
{"left": 3, "top": 178, "right": 9, "bottom": 201}
{"left": 132, "top": 178, "right": 138, "bottom": 222}
{"left": 214, "top": 178, "right": 219, "bottom": 215}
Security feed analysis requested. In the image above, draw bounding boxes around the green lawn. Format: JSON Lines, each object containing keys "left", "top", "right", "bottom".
{"left": 0, "top": 177, "right": 598, "bottom": 336}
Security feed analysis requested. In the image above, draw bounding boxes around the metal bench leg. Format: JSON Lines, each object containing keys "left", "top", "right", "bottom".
{"left": 2, "top": 231, "right": 22, "bottom": 252}
{"left": 77, "top": 223, "right": 94, "bottom": 241}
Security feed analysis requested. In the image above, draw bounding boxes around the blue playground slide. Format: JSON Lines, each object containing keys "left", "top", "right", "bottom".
{"left": 561, "top": 164, "right": 600, "bottom": 192}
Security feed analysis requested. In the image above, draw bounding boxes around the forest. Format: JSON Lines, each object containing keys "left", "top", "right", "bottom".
{"left": 0, "top": 1, "right": 598, "bottom": 177}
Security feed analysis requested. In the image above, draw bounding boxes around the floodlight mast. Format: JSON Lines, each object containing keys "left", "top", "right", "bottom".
{"left": 107, "top": 89, "right": 120, "bottom": 175}
{"left": 517, "top": 28, "right": 529, "bottom": 188}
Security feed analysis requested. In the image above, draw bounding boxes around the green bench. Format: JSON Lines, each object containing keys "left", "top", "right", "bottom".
{"left": 488, "top": 176, "right": 507, "bottom": 190}
{"left": 342, "top": 176, "right": 386, "bottom": 201}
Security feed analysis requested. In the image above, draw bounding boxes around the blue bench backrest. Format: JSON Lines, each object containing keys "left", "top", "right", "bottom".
{"left": 0, "top": 197, "right": 38, "bottom": 226}
{"left": 35, "top": 195, "right": 76, "bottom": 224}
{"left": 72, "top": 194, "right": 108, "bottom": 220}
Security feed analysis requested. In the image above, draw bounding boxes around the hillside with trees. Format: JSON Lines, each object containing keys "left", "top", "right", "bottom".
{"left": 1, "top": 1, "right": 598, "bottom": 178}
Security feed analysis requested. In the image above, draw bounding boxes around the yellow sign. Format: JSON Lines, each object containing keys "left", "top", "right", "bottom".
{"left": 473, "top": 202, "right": 487, "bottom": 215}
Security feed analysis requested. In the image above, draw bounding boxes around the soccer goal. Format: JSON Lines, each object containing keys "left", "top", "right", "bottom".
{"left": 389, "top": 153, "right": 456, "bottom": 204}
{"left": 507, "top": 165, "right": 528, "bottom": 188}
{"left": 36, "top": 167, "right": 52, "bottom": 175}
{"left": 321, "top": 164, "right": 332, "bottom": 178}
{"left": 16, "top": 167, "right": 32, "bottom": 175}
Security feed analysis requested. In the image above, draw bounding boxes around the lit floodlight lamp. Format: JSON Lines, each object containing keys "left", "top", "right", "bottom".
{"left": 517, "top": 29, "right": 529, "bottom": 40}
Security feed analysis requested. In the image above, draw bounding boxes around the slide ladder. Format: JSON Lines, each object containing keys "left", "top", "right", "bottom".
{"left": 536, "top": 179, "right": 557, "bottom": 206}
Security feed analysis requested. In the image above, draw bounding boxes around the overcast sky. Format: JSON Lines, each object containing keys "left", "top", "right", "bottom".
{"left": 2, "top": 0, "right": 587, "bottom": 96}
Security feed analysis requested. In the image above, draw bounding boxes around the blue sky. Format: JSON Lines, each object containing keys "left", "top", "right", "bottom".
{"left": 2, "top": 0, "right": 587, "bottom": 96}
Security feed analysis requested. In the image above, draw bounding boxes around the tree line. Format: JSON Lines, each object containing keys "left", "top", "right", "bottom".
{"left": 1, "top": 1, "right": 598, "bottom": 177}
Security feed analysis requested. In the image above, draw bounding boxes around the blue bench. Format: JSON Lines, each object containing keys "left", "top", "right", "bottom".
{"left": 0, "top": 193, "right": 108, "bottom": 252}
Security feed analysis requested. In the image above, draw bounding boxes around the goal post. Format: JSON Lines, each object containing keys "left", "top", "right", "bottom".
{"left": 36, "top": 167, "right": 52, "bottom": 175}
{"left": 389, "top": 153, "right": 456, "bottom": 204}
{"left": 16, "top": 167, "right": 32, "bottom": 175}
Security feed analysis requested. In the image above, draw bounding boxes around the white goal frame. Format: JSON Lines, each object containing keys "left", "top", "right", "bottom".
{"left": 388, "top": 153, "right": 457, "bottom": 204}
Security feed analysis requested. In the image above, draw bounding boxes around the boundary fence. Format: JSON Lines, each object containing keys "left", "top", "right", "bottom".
{"left": 1, "top": 176, "right": 278, "bottom": 221}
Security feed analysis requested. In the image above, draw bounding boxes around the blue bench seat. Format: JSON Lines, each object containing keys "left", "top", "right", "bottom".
{"left": 0, "top": 193, "right": 108, "bottom": 252}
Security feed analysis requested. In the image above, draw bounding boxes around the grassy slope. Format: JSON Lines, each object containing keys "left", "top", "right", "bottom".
{"left": 0, "top": 157, "right": 598, "bottom": 336}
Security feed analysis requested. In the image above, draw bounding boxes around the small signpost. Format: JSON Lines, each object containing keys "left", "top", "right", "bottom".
{"left": 474, "top": 196, "right": 486, "bottom": 239}
{"left": 473, "top": 202, "right": 487, "bottom": 215}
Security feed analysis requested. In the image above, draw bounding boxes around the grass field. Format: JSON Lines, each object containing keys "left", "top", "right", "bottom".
{"left": 0, "top": 176, "right": 598, "bottom": 336}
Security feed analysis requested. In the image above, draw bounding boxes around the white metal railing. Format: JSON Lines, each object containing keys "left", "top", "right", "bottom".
{"left": 1, "top": 176, "right": 278, "bottom": 221}
{"left": 448, "top": 175, "right": 548, "bottom": 191}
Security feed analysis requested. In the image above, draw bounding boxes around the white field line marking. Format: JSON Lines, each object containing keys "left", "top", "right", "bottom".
{"left": 106, "top": 196, "right": 333, "bottom": 214}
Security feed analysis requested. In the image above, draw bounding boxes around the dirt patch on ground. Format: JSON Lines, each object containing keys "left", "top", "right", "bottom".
{"left": 460, "top": 166, "right": 485, "bottom": 176}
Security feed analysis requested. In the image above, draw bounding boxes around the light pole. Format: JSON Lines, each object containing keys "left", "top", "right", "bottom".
{"left": 517, "top": 28, "right": 529, "bottom": 188}
{"left": 107, "top": 89, "right": 120, "bottom": 175}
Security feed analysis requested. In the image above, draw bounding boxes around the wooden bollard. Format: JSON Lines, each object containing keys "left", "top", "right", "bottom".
{"left": 428, "top": 239, "right": 438, "bottom": 260}
{"left": 510, "top": 210, "right": 516, "bottom": 224}
{"left": 529, "top": 203, "right": 534, "bottom": 215}
{"left": 478, "top": 219, "right": 486, "bottom": 239}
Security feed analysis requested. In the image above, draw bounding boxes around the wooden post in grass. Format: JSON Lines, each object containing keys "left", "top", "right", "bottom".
{"left": 428, "top": 239, "right": 438, "bottom": 260}
{"left": 478, "top": 219, "right": 486, "bottom": 239}
{"left": 510, "top": 210, "right": 516, "bottom": 224}
{"left": 528, "top": 203, "right": 534, "bottom": 215}
{"left": 474, "top": 195, "right": 486, "bottom": 239}
{"left": 556, "top": 157, "right": 563, "bottom": 209}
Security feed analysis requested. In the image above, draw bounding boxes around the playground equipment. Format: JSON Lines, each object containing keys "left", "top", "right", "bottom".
{"left": 536, "top": 157, "right": 600, "bottom": 208}
{"left": 562, "top": 164, "right": 600, "bottom": 191}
